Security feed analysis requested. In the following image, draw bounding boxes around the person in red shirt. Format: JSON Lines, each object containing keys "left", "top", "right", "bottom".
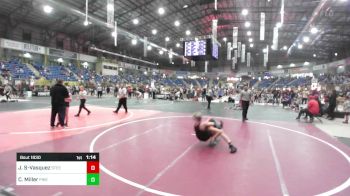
{"left": 296, "top": 96, "right": 320, "bottom": 122}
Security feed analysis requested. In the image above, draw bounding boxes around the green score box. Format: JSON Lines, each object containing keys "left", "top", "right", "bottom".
{"left": 87, "top": 174, "right": 100, "bottom": 186}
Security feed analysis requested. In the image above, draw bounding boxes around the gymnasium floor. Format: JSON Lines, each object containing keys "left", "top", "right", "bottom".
{"left": 0, "top": 96, "right": 350, "bottom": 196}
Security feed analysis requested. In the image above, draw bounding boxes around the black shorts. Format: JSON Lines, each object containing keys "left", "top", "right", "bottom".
{"left": 195, "top": 130, "right": 213, "bottom": 141}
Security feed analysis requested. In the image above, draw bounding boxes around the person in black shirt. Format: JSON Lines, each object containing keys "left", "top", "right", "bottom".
{"left": 50, "top": 80, "right": 69, "bottom": 128}
{"left": 327, "top": 90, "right": 337, "bottom": 120}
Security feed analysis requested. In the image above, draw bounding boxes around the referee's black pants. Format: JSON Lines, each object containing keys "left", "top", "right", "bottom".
{"left": 116, "top": 97, "right": 128, "bottom": 113}
{"left": 242, "top": 100, "right": 250, "bottom": 120}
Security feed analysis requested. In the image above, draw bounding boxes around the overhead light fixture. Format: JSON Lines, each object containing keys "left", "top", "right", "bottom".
{"left": 158, "top": 7, "right": 165, "bottom": 15}
{"left": 57, "top": 58, "right": 64, "bottom": 63}
{"left": 131, "top": 39, "right": 137, "bottom": 45}
{"left": 111, "top": 31, "right": 116, "bottom": 37}
{"left": 174, "top": 20, "right": 180, "bottom": 27}
{"left": 297, "top": 44, "right": 303, "bottom": 49}
{"left": 310, "top": 27, "right": 318, "bottom": 34}
{"left": 290, "top": 63, "right": 295, "bottom": 67}
{"left": 183, "top": 5, "right": 188, "bottom": 8}
{"left": 132, "top": 18, "right": 139, "bottom": 25}
{"left": 304, "top": 62, "right": 310, "bottom": 66}
{"left": 282, "top": 46, "right": 288, "bottom": 50}
{"left": 165, "top": 37, "right": 170, "bottom": 42}
{"left": 249, "top": 38, "right": 253, "bottom": 42}
{"left": 276, "top": 22, "right": 282, "bottom": 28}
{"left": 107, "top": 3, "right": 114, "bottom": 11}
{"left": 223, "top": 37, "right": 227, "bottom": 42}
{"left": 244, "top": 21, "right": 251, "bottom": 28}
{"left": 242, "top": 9, "right": 248, "bottom": 16}
{"left": 152, "top": 29, "right": 157, "bottom": 35}
{"left": 335, "top": 52, "right": 338, "bottom": 56}
{"left": 147, "top": 45, "right": 152, "bottom": 50}
{"left": 185, "top": 30, "right": 191, "bottom": 35}
{"left": 313, "top": 54, "right": 317, "bottom": 58}
{"left": 176, "top": 43, "right": 181, "bottom": 47}
{"left": 277, "top": 65, "right": 283, "bottom": 69}
{"left": 43, "top": 5, "right": 53, "bottom": 14}
{"left": 84, "top": 20, "right": 89, "bottom": 26}
{"left": 263, "top": 48, "right": 267, "bottom": 53}
{"left": 303, "top": 36, "right": 310, "bottom": 43}
{"left": 249, "top": 43, "right": 254, "bottom": 48}
{"left": 23, "top": 52, "right": 32, "bottom": 58}
{"left": 171, "top": 62, "right": 174, "bottom": 65}
{"left": 247, "top": 31, "right": 252, "bottom": 36}
{"left": 159, "top": 50, "right": 164, "bottom": 55}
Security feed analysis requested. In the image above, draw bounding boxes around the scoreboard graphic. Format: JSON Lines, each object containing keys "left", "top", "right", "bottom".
{"left": 184, "top": 40, "right": 207, "bottom": 57}
{"left": 16, "top": 153, "right": 99, "bottom": 186}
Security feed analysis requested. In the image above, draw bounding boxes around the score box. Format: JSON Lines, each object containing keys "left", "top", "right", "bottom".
{"left": 16, "top": 153, "right": 99, "bottom": 186}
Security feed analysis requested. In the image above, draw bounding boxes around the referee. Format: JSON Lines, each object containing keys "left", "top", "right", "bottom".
{"left": 240, "top": 86, "right": 253, "bottom": 122}
{"left": 114, "top": 84, "right": 128, "bottom": 114}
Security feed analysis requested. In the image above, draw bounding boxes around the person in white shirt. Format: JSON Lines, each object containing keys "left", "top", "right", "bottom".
{"left": 113, "top": 84, "right": 128, "bottom": 114}
{"left": 75, "top": 86, "right": 91, "bottom": 117}
{"left": 97, "top": 85, "right": 103, "bottom": 98}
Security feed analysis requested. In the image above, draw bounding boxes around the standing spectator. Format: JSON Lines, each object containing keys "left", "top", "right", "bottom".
{"left": 327, "top": 90, "right": 337, "bottom": 120}
{"left": 240, "top": 86, "right": 253, "bottom": 122}
{"left": 206, "top": 89, "right": 213, "bottom": 109}
{"left": 106, "top": 86, "right": 110, "bottom": 95}
{"left": 97, "top": 85, "right": 103, "bottom": 98}
{"left": 50, "top": 80, "right": 69, "bottom": 128}
{"left": 114, "top": 84, "right": 128, "bottom": 114}
{"left": 75, "top": 86, "right": 91, "bottom": 117}
{"left": 343, "top": 94, "right": 350, "bottom": 124}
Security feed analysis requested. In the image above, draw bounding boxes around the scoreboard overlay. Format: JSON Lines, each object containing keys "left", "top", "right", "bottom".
{"left": 16, "top": 153, "right": 99, "bottom": 186}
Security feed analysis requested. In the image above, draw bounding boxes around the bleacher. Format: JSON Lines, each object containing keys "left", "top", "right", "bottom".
{"left": 4, "top": 60, "right": 35, "bottom": 80}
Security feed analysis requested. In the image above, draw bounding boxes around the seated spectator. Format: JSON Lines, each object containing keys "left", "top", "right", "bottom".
{"left": 296, "top": 96, "right": 320, "bottom": 122}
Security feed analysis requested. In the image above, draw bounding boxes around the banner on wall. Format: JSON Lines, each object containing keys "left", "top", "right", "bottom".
{"left": 247, "top": 52, "right": 251, "bottom": 67}
{"left": 232, "top": 27, "right": 238, "bottom": 49}
{"left": 241, "top": 44, "right": 246, "bottom": 63}
{"left": 260, "top": 12, "right": 265, "bottom": 41}
{"left": 106, "top": 0, "right": 114, "bottom": 28}
{"left": 49, "top": 48, "right": 77, "bottom": 59}
{"left": 79, "top": 54, "right": 97, "bottom": 62}
{"left": 0, "top": 38, "right": 45, "bottom": 54}
{"left": 272, "top": 27, "right": 279, "bottom": 50}
{"left": 212, "top": 19, "right": 218, "bottom": 41}
{"left": 237, "top": 42, "right": 241, "bottom": 58}
{"left": 205, "top": 61, "right": 208, "bottom": 73}
{"left": 227, "top": 42, "right": 232, "bottom": 60}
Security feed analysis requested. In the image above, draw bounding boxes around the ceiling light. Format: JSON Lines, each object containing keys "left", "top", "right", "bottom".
{"left": 57, "top": 58, "right": 63, "bottom": 63}
{"left": 111, "top": 31, "right": 116, "bottom": 37}
{"left": 171, "top": 62, "right": 174, "bottom": 65}
{"left": 159, "top": 50, "right": 164, "bottom": 55}
{"left": 283, "top": 46, "right": 288, "bottom": 50}
{"left": 43, "top": 5, "right": 53, "bottom": 13}
{"left": 303, "top": 36, "right": 310, "bottom": 43}
{"left": 304, "top": 62, "right": 310, "bottom": 66}
{"left": 249, "top": 43, "right": 254, "bottom": 48}
{"left": 297, "top": 44, "right": 303, "bottom": 49}
{"left": 152, "top": 29, "right": 157, "bottom": 35}
{"left": 158, "top": 7, "right": 165, "bottom": 15}
{"left": 247, "top": 31, "right": 252, "bottom": 36}
{"left": 242, "top": 9, "right": 248, "bottom": 16}
{"left": 23, "top": 52, "right": 32, "bottom": 58}
{"left": 290, "top": 63, "right": 295, "bottom": 67}
{"left": 310, "top": 27, "right": 318, "bottom": 34}
{"left": 147, "top": 45, "right": 152, "bottom": 50}
{"left": 249, "top": 38, "right": 253, "bottom": 42}
{"left": 313, "top": 54, "right": 317, "bottom": 58}
{"left": 165, "top": 37, "right": 170, "bottom": 42}
{"left": 174, "top": 20, "right": 180, "bottom": 27}
{"left": 277, "top": 65, "right": 283, "bottom": 69}
{"left": 176, "top": 43, "right": 181, "bottom": 47}
{"left": 107, "top": 3, "right": 114, "bottom": 11}
{"left": 276, "top": 22, "right": 282, "bottom": 28}
{"left": 131, "top": 39, "right": 137, "bottom": 45}
{"left": 183, "top": 5, "right": 188, "bottom": 8}
{"left": 335, "top": 52, "right": 338, "bottom": 56}
{"left": 263, "top": 48, "right": 267, "bottom": 53}
{"left": 223, "top": 37, "right": 227, "bottom": 42}
{"left": 244, "top": 22, "right": 251, "bottom": 28}
{"left": 84, "top": 20, "right": 89, "bottom": 26}
{"left": 132, "top": 18, "right": 139, "bottom": 25}
{"left": 186, "top": 30, "right": 191, "bottom": 35}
